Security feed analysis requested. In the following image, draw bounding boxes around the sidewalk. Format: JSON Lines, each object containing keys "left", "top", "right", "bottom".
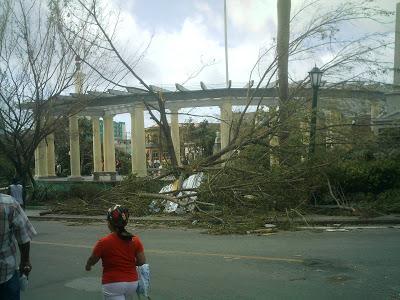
{"left": 25, "top": 207, "right": 400, "bottom": 226}
{"left": 275, "top": 214, "right": 400, "bottom": 225}
{"left": 25, "top": 207, "right": 187, "bottom": 223}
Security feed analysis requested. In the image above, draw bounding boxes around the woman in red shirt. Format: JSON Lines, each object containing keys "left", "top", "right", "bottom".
{"left": 85, "top": 205, "right": 146, "bottom": 300}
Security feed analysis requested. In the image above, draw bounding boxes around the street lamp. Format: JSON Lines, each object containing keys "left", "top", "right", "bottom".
{"left": 308, "top": 66, "right": 323, "bottom": 156}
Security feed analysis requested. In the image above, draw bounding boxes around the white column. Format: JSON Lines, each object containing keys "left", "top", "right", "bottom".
{"left": 130, "top": 113, "right": 135, "bottom": 173}
{"left": 170, "top": 107, "right": 181, "bottom": 165}
{"left": 394, "top": 2, "right": 400, "bottom": 87}
{"left": 370, "top": 102, "right": 380, "bottom": 135}
{"left": 268, "top": 108, "right": 279, "bottom": 166}
{"left": 92, "top": 116, "right": 102, "bottom": 172}
{"left": 34, "top": 148, "right": 39, "bottom": 177}
{"left": 213, "top": 131, "right": 221, "bottom": 154}
{"left": 69, "top": 115, "right": 81, "bottom": 178}
{"left": 131, "top": 104, "right": 147, "bottom": 177}
{"left": 38, "top": 139, "right": 48, "bottom": 177}
{"left": 110, "top": 117, "right": 116, "bottom": 172}
{"left": 102, "top": 118, "right": 107, "bottom": 171}
{"left": 270, "top": 135, "right": 279, "bottom": 166}
{"left": 46, "top": 134, "right": 56, "bottom": 176}
{"left": 220, "top": 100, "right": 232, "bottom": 151}
{"left": 103, "top": 115, "right": 115, "bottom": 172}
{"left": 324, "top": 110, "right": 333, "bottom": 150}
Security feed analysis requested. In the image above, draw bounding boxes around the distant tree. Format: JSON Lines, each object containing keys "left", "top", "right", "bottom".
{"left": 115, "top": 149, "right": 131, "bottom": 175}
{"left": 182, "top": 120, "right": 217, "bottom": 158}
{"left": 0, "top": 0, "right": 105, "bottom": 188}
{"left": 0, "top": 152, "right": 14, "bottom": 186}
{"left": 377, "top": 128, "right": 400, "bottom": 158}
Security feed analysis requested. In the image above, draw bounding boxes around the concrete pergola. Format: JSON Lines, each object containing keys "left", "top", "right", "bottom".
{"left": 34, "top": 1, "right": 400, "bottom": 181}
{"left": 33, "top": 78, "right": 389, "bottom": 181}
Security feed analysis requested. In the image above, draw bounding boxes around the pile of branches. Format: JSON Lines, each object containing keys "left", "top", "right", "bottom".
{"left": 103, "top": 148, "right": 320, "bottom": 217}
{"left": 42, "top": 147, "right": 365, "bottom": 234}
{"left": 38, "top": 176, "right": 165, "bottom": 217}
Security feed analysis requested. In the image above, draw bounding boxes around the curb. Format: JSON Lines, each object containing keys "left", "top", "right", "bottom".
{"left": 27, "top": 214, "right": 400, "bottom": 226}
{"left": 27, "top": 215, "right": 189, "bottom": 223}
{"left": 276, "top": 219, "right": 400, "bottom": 226}
{"left": 28, "top": 215, "right": 104, "bottom": 222}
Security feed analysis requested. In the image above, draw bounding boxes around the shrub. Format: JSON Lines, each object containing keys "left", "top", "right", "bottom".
{"left": 375, "top": 189, "right": 400, "bottom": 213}
{"left": 357, "top": 189, "right": 400, "bottom": 214}
{"left": 328, "top": 159, "right": 400, "bottom": 195}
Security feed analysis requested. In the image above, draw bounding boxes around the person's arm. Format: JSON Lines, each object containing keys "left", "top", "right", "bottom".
{"left": 19, "top": 242, "right": 32, "bottom": 276}
{"left": 22, "top": 185, "right": 26, "bottom": 207}
{"left": 136, "top": 251, "right": 146, "bottom": 266}
{"left": 86, "top": 239, "right": 102, "bottom": 271}
{"left": 134, "top": 236, "right": 146, "bottom": 266}
{"left": 85, "top": 254, "right": 100, "bottom": 271}
{"left": 12, "top": 202, "right": 36, "bottom": 275}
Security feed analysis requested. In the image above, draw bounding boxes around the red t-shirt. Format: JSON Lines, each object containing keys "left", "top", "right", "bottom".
{"left": 92, "top": 233, "right": 144, "bottom": 284}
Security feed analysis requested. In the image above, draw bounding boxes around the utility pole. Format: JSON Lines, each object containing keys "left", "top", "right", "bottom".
{"left": 224, "top": 0, "right": 229, "bottom": 87}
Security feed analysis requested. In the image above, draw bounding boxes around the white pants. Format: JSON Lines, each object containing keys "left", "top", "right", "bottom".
{"left": 102, "top": 281, "right": 138, "bottom": 300}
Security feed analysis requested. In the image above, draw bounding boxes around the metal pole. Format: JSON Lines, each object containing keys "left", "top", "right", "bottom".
{"left": 309, "top": 86, "right": 318, "bottom": 155}
{"left": 224, "top": 0, "right": 229, "bottom": 87}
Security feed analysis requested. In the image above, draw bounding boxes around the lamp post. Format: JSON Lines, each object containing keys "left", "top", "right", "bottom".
{"left": 308, "top": 66, "right": 323, "bottom": 156}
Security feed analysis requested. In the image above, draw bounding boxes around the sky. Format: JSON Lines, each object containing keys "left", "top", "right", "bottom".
{"left": 96, "top": 0, "right": 397, "bottom": 130}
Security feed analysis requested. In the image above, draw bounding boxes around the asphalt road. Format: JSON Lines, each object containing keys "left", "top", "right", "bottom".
{"left": 21, "top": 220, "right": 400, "bottom": 300}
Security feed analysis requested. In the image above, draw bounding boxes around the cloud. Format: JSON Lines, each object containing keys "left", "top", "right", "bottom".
{"left": 193, "top": 1, "right": 224, "bottom": 34}
{"left": 106, "top": 0, "right": 395, "bottom": 128}
{"left": 140, "top": 16, "right": 225, "bottom": 85}
{"left": 228, "top": 0, "right": 275, "bottom": 35}
{"left": 107, "top": 0, "right": 285, "bottom": 87}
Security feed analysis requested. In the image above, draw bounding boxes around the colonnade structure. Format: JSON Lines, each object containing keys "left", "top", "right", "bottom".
{"left": 33, "top": 78, "right": 397, "bottom": 181}
{"left": 34, "top": 2, "right": 400, "bottom": 181}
